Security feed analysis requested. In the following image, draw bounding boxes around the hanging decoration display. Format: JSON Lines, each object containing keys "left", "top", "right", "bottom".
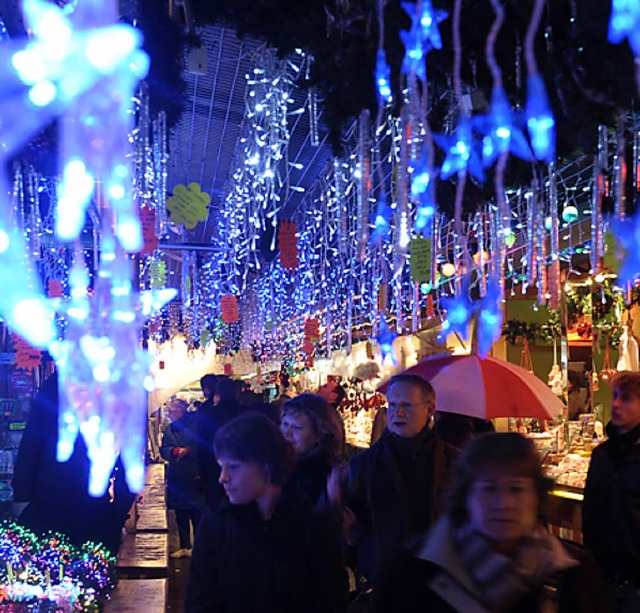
{"left": 591, "top": 125, "right": 608, "bottom": 274}
{"left": 409, "top": 235, "right": 432, "bottom": 284}
{"left": 10, "top": 333, "right": 42, "bottom": 372}
{"left": 166, "top": 182, "right": 210, "bottom": 229}
{"left": 220, "top": 294, "right": 240, "bottom": 324}
{"left": 50, "top": 235, "right": 176, "bottom": 496}
{"left": 278, "top": 220, "right": 299, "bottom": 271}
{"left": 139, "top": 206, "right": 159, "bottom": 255}
{"left": 47, "top": 279, "right": 64, "bottom": 299}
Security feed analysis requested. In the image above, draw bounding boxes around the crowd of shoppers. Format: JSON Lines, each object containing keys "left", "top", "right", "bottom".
{"left": 13, "top": 365, "right": 640, "bottom": 612}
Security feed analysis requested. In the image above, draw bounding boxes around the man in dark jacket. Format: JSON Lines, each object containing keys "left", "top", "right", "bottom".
{"left": 583, "top": 371, "right": 640, "bottom": 611}
{"left": 195, "top": 376, "right": 245, "bottom": 510}
{"left": 12, "top": 371, "right": 135, "bottom": 555}
{"left": 344, "top": 374, "right": 453, "bottom": 588}
{"left": 161, "top": 398, "right": 205, "bottom": 558}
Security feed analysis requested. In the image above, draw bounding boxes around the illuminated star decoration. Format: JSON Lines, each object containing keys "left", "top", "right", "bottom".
{"left": 473, "top": 86, "right": 531, "bottom": 167}
{"left": 525, "top": 74, "right": 556, "bottom": 162}
{"left": 377, "top": 316, "right": 398, "bottom": 365}
{"left": 611, "top": 213, "right": 640, "bottom": 288}
{"left": 435, "top": 119, "right": 485, "bottom": 181}
{"left": 439, "top": 280, "right": 476, "bottom": 342}
{"left": 50, "top": 236, "right": 176, "bottom": 496}
{"left": 399, "top": 19, "right": 428, "bottom": 81}
{"left": 401, "top": 1, "right": 448, "bottom": 50}
{"left": 375, "top": 49, "right": 392, "bottom": 101}
{"left": 608, "top": 0, "right": 640, "bottom": 56}
{"left": 477, "top": 277, "right": 504, "bottom": 356}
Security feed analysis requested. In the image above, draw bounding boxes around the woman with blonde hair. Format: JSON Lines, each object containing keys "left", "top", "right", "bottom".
{"left": 280, "top": 393, "right": 346, "bottom": 506}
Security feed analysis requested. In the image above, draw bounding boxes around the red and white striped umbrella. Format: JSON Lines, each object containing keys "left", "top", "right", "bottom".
{"left": 379, "top": 353, "right": 565, "bottom": 420}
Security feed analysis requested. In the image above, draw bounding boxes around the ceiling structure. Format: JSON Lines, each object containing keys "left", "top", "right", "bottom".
{"left": 163, "top": 24, "right": 335, "bottom": 282}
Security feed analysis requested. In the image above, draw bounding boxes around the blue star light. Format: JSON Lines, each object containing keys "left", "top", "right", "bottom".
{"left": 609, "top": 0, "right": 640, "bottom": 56}
{"left": 375, "top": 49, "right": 392, "bottom": 101}
{"left": 13, "top": 0, "right": 149, "bottom": 251}
{"left": 473, "top": 86, "right": 531, "bottom": 167}
{"left": 435, "top": 119, "right": 485, "bottom": 181}
{"left": 440, "top": 280, "right": 475, "bottom": 342}
{"left": 400, "top": 22, "right": 428, "bottom": 81}
{"left": 526, "top": 74, "right": 556, "bottom": 162}
{"left": 401, "top": 1, "right": 448, "bottom": 50}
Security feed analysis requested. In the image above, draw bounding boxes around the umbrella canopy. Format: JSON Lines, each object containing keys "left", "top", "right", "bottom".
{"left": 379, "top": 353, "right": 565, "bottom": 420}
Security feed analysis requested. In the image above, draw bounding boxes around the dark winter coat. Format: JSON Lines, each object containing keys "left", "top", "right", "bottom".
{"left": 185, "top": 495, "right": 349, "bottom": 613}
{"left": 12, "top": 373, "right": 135, "bottom": 554}
{"left": 160, "top": 412, "right": 205, "bottom": 510}
{"left": 583, "top": 421, "right": 640, "bottom": 583}
{"left": 195, "top": 399, "right": 244, "bottom": 509}
{"left": 374, "top": 516, "right": 612, "bottom": 613}
{"left": 346, "top": 425, "right": 453, "bottom": 588}
{"left": 285, "top": 446, "right": 333, "bottom": 508}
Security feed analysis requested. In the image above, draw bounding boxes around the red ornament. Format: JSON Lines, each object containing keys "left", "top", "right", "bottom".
{"left": 278, "top": 221, "right": 299, "bottom": 271}
{"left": 10, "top": 333, "right": 42, "bottom": 372}
{"left": 426, "top": 294, "right": 435, "bottom": 318}
{"left": 302, "top": 318, "right": 320, "bottom": 356}
{"left": 220, "top": 294, "right": 239, "bottom": 324}
{"left": 47, "top": 279, "right": 64, "bottom": 298}
{"left": 140, "top": 206, "right": 159, "bottom": 256}
{"left": 224, "top": 363, "right": 233, "bottom": 376}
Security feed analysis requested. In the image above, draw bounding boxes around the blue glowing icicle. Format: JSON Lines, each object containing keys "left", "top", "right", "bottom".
{"left": 525, "top": 74, "right": 555, "bottom": 162}
{"left": 377, "top": 316, "right": 397, "bottom": 364}
{"left": 375, "top": 49, "right": 392, "bottom": 101}
{"left": 609, "top": 0, "right": 640, "bottom": 55}
{"left": 477, "top": 278, "right": 503, "bottom": 356}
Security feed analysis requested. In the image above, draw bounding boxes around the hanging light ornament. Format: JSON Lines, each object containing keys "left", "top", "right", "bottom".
{"left": 613, "top": 124, "right": 627, "bottom": 220}
{"left": 523, "top": 0, "right": 555, "bottom": 162}
{"left": 548, "top": 162, "right": 561, "bottom": 310}
{"left": 356, "top": 109, "right": 371, "bottom": 261}
{"left": 591, "top": 125, "right": 608, "bottom": 274}
{"left": 608, "top": 0, "right": 640, "bottom": 93}
{"left": 50, "top": 233, "right": 176, "bottom": 496}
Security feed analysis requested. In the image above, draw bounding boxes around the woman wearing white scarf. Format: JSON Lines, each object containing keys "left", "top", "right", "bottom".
{"left": 374, "top": 433, "right": 611, "bottom": 613}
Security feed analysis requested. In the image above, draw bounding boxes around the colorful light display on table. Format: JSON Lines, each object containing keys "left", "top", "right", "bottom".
{"left": 0, "top": 521, "right": 115, "bottom": 613}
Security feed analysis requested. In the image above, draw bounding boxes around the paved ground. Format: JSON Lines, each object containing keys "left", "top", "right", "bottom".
{"left": 166, "top": 510, "right": 191, "bottom": 612}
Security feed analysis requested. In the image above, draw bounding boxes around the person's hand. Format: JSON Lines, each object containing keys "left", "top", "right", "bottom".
{"left": 326, "top": 463, "right": 350, "bottom": 505}
{"left": 172, "top": 447, "right": 189, "bottom": 460}
{"left": 343, "top": 506, "right": 361, "bottom": 546}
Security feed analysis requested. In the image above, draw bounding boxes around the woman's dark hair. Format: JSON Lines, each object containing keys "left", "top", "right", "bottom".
{"left": 214, "top": 412, "right": 295, "bottom": 486}
{"left": 612, "top": 371, "right": 640, "bottom": 400}
{"left": 447, "top": 432, "right": 553, "bottom": 527}
{"left": 281, "top": 393, "right": 346, "bottom": 463}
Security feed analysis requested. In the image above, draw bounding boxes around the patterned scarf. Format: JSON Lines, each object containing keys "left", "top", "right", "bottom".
{"left": 455, "top": 523, "right": 559, "bottom": 611}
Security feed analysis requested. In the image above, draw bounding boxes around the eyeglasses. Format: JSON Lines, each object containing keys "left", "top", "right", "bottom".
{"left": 387, "top": 400, "right": 432, "bottom": 411}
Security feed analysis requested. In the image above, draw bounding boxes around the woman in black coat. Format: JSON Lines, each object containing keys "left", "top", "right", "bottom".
{"left": 185, "top": 412, "right": 348, "bottom": 613}
{"left": 280, "top": 393, "right": 346, "bottom": 507}
{"left": 375, "top": 432, "right": 611, "bottom": 613}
